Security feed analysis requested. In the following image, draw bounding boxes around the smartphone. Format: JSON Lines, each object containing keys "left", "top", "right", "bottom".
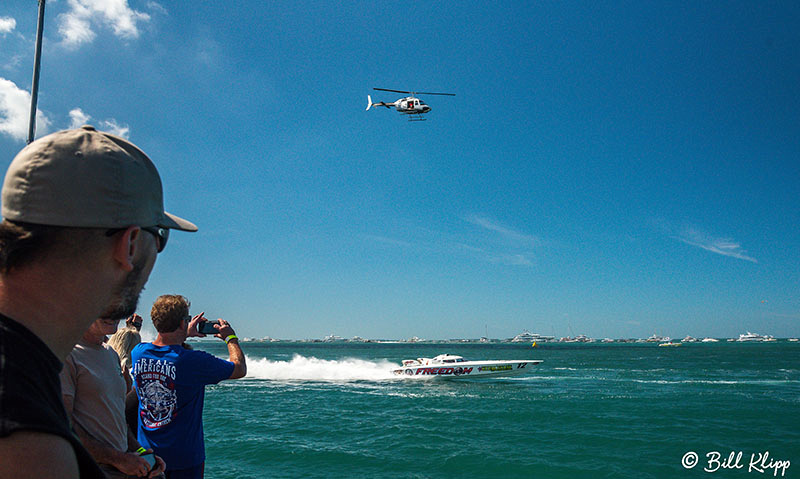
{"left": 140, "top": 452, "right": 156, "bottom": 470}
{"left": 198, "top": 320, "right": 219, "bottom": 335}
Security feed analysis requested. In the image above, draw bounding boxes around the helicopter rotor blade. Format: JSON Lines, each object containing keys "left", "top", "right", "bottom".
{"left": 373, "top": 88, "right": 412, "bottom": 94}
{"left": 374, "top": 88, "right": 455, "bottom": 96}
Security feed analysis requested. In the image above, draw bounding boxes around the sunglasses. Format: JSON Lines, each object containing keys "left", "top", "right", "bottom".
{"left": 141, "top": 226, "right": 169, "bottom": 253}
{"left": 106, "top": 226, "right": 169, "bottom": 253}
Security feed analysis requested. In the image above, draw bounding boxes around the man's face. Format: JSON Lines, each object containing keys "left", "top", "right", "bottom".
{"left": 100, "top": 231, "right": 158, "bottom": 320}
{"left": 87, "top": 318, "right": 121, "bottom": 338}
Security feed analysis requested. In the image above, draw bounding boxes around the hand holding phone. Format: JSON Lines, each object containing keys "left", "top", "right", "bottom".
{"left": 139, "top": 452, "right": 156, "bottom": 470}
{"left": 198, "top": 320, "right": 220, "bottom": 335}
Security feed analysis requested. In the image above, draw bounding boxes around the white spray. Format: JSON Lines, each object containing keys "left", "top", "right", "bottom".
{"left": 245, "top": 354, "right": 397, "bottom": 381}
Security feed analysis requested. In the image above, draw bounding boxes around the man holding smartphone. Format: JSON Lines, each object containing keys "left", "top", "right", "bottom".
{"left": 130, "top": 295, "right": 246, "bottom": 479}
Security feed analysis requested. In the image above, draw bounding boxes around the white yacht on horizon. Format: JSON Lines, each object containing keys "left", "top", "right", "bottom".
{"left": 510, "top": 330, "right": 555, "bottom": 343}
{"left": 322, "top": 334, "right": 346, "bottom": 342}
{"left": 646, "top": 333, "right": 670, "bottom": 342}
{"left": 737, "top": 331, "right": 773, "bottom": 342}
{"left": 559, "top": 334, "right": 594, "bottom": 343}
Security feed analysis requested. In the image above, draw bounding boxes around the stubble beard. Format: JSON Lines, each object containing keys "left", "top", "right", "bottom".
{"left": 100, "top": 260, "right": 146, "bottom": 320}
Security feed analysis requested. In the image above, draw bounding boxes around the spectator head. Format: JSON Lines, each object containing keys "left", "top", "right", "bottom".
{"left": 0, "top": 126, "right": 197, "bottom": 320}
{"left": 151, "top": 294, "right": 191, "bottom": 334}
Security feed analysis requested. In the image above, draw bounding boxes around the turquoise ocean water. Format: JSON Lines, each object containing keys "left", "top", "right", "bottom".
{"left": 193, "top": 342, "right": 798, "bottom": 478}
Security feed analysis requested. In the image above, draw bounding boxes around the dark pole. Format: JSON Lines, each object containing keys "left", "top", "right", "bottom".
{"left": 27, "top": 0, "right": 46, "bottom": 144}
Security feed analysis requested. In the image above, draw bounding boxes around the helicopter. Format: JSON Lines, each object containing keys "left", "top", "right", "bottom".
{"left": 366, "top": 88, "right": 455, "bottom": 121}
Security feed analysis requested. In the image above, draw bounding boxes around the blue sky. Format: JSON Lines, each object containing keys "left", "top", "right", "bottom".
{"left": 1, "top": 1, "right": 798, "bottom": 340}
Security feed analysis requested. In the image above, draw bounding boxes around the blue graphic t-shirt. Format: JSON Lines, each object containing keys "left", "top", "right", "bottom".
{"left": 131, "top": 343, "right": 234, "bottom": 470}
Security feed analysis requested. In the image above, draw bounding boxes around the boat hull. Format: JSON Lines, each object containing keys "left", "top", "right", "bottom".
{"left": 392, "top": 360, "right": 542, "bottom": 379}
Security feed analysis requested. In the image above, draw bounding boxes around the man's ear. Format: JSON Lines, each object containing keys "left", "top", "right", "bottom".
{"left": 110, "top": 226, "right": 141, "bottom": 272}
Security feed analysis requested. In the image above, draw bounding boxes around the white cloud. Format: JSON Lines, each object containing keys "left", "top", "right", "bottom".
{"left": 362, "top": 216, "right": 538, "bottom": 268}
{"left": 58, "top": 0, "right": 150, "bottom": 48}
{"left": 146, "top": 2, "right": 168, "bottom": 16}
{"left": 99, "top": 118, "right": 130, "bottom": 138}
{"left": 69, "top": 108, "right": 91, "bottom": 128}
{"left": 0, "top": 78, "right": 52, "bottom": 141}
{"left": 194, "top": 36, "right": 223, "bottom": 69}
{"left": 3, "top": 54, "right": 25, "bottom": 71}
{"left": 70, "top": 108, "right": 129, "bottom": 138}
{"left": 59, "top": 5, "right": 96, "bottom": 47}
{"left": 0, "top": 16, "right": 16, "bottom": 35}
{"left": 465, "top": 214, "right": 538, "bottom": 247}
{"left": 675, "top": 227, "right": 757, "bottom": 263}
{"left": 462, "top": 215, "right": 537, "bottom": 267}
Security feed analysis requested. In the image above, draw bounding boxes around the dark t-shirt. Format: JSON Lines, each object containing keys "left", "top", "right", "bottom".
{"left": 0, "top": 314, "right": 104, "bottom": 478}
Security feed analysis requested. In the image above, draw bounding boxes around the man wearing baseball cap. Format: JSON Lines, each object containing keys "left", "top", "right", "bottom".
{"left": 0, "top": 126, "right": 197, "bottom": 478}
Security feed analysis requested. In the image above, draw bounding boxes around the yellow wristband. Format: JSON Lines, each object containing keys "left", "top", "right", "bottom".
{"left": 224, "top": 335, "right": 238, "bottom": 344}
{"left": 136, "top": 447, "right": 147, "bottom": 455}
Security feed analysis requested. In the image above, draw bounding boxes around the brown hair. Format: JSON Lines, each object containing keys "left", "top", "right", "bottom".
{"left": 0, "top": 220, "right": 106, "bottom": 274}
{"left": 107, "top": 326, "right": 142, "bottom": 370}
{"left": 150, "top": 294, "right": 190, "bottom": 333}
{"left": 0, "top": 221, "right": 62, "bottom": 273}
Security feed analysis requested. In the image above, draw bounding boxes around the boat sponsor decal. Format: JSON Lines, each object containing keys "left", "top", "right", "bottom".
{"left": 414, "top": 367, "right": 473, "bottom": 376}
{"left": 478, "top": 364, "right": 512, "bottom": 372}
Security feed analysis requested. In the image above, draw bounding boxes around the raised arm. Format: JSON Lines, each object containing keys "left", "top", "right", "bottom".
{"left": 214, "top": 319, "right": 247, "bottom": 379}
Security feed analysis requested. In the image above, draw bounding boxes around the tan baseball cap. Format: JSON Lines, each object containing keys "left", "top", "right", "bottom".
{"left": 2, "top": 125, "right": 197, "bottom": 231}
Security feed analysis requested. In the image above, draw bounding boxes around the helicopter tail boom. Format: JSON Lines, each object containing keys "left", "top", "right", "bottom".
{"left": 366, "top": 95, "right": 393, "bottom": 110}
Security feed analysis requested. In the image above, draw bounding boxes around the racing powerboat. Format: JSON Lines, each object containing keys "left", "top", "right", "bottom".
{"left": 392, "top": 354, "right": 542, "bottom": 378}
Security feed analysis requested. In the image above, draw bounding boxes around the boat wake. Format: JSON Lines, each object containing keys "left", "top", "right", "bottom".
{"left": 246, "top": 354, "right": 397, "bottom": 381}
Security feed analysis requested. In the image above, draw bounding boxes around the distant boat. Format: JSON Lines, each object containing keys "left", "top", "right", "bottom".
{"left": 701, "top": 337, "right": 719, "bottom": 343}
{"left": 737, "top": 331, "right": 773, "bottom": 342}
{"left": 658, "top": 342, "right": 681, "bottom": 347}
{"left": 558, "top": 334, "right": 593, "bottom": 343}
{"left": 511, "top": 330, "right": 554, "bottom": 343}
{"left": 681, "top": 336, "right": 697, "bottom": 343}
{"left": 788, "top": 338, "right": 799, "bottom": 342}
{"left": 322, "top": 334, "right": 346, "bottom": 342}
{"left": 646, "top": 334, "right": 670, "bottom": 342}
